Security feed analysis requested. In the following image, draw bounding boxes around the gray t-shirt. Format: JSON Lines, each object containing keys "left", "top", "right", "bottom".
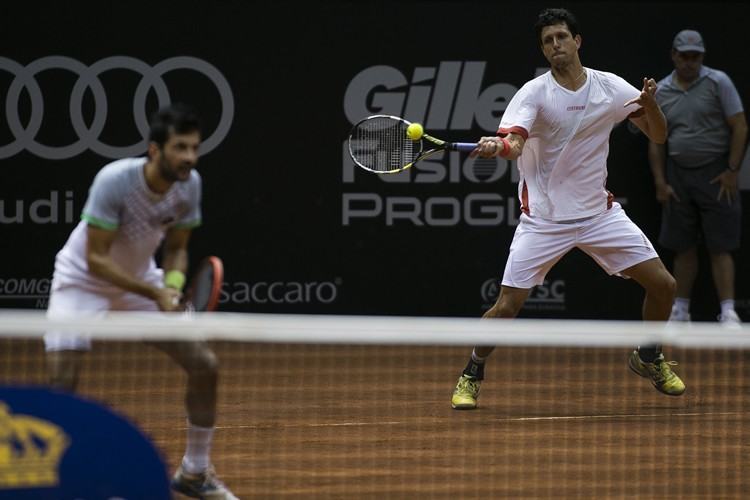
{"left": 655, "top": 65, "right": 744, "bottom": 168}
{"left": 53, "top": 157, "right": 202, "bottom": 291}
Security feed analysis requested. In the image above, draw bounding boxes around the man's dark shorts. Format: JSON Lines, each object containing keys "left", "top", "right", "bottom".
{"left": 659, "top": 155, "right": 742, "bottom": 253}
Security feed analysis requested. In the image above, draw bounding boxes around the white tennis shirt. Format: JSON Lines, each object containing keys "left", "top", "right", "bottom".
{"left": 53, "top": 157, "right": 202, "bottom": 292}
{"left": 499, "top": 69, "right": 640, "bottom": 221}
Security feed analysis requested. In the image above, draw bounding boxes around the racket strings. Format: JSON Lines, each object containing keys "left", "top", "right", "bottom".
{"left": 349, "top": 117, "right": 421, "bottom": 172}
{"left": 185, "top": 262, "right": 219, "bottom": 312}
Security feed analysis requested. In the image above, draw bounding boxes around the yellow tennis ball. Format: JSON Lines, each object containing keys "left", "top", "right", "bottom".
{"left": 406, "top": 122, "right": 424, "bottom": 141}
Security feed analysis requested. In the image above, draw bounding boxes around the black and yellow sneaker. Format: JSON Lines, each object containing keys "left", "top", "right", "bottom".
{"left": 451, "top": 374, "right": 481, "bottom": 409}
{"left": 628, "top": 350, "right": 686, "bottom": 396}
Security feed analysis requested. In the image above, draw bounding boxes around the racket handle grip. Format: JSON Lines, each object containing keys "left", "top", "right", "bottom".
{"left": 449, "top": 142, "right": 478, "bottom": 152}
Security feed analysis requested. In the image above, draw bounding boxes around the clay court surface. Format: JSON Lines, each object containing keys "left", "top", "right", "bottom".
{"left": 3, "top": 340, "right": 749, "bottom": 498}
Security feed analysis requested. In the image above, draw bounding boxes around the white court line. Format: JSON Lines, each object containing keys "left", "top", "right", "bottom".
{"left": 205, "top": 411, "right": 746, "bottom": 431}
{"left": 212, "top": 421, "right": 406, "bottom": 430}
{"left": 501, "top": 411, "right": 745, "bottom": 422}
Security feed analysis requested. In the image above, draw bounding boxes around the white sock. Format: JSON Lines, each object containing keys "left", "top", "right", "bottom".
{"left": 673, "top": 298, "right": 690, "bottom": 315}
{"left": 720, "top": 300, "right": 736, "bottom": 317}
{"left": 181, "top": 421, "right": 214, "bottom": 474}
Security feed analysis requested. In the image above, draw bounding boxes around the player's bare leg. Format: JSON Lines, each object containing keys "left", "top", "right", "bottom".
{"left": 622, "top": 257, "right": 675, "bottom": 321}
{"left": 622, "top": 257, "right": 685, "bottom": 395}
{"left": 452, "top": 286, "right": 531, "bottom": 409}
{"left": 151, "top": 341, "right": 219, "bottom": 426}
{"left": 475, "top": 286, "right": 531, "bottom": 357}
{"left": 150, "top": 341, "right": 237, "bottom": 499}
{"left": 46, "top": 350, "right": 85, "bottom": 391}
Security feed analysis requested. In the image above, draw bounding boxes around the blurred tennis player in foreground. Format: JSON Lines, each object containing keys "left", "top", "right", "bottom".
{"left": 44, "top": 104, "right": 238, "bottom": 499}
{"left": 452, "top": 8, "right": 685, "bottom": 410}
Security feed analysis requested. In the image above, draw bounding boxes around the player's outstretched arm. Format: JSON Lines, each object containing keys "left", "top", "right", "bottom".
{"left": 626, "top": 77, "right": 667, "bottom": 144}
{"left": 470, "top": 133, "right": 526, "bottom": 160}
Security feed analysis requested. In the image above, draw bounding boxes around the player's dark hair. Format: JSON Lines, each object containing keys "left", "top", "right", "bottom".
{"left": 535, "top": 8, "right": 580, "bottom": 44}
{"left": 148, "top": 103, "right": 201, "bottom": 147}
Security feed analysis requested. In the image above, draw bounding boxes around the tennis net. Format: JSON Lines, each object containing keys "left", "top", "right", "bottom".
{"left": 1, "top": 310, "right": 748, "bottom": 498}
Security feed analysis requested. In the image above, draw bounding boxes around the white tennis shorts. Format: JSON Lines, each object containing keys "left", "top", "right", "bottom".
{"left": 44, "top": 273, "right": 163, "bottom": 352}
{"left": 502, "top": 203, "right": 659, "bottom": 289}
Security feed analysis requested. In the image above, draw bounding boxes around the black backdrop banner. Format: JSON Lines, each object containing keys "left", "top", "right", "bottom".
{"left": 1, "top": 1, "right": 748, "bottom": 320}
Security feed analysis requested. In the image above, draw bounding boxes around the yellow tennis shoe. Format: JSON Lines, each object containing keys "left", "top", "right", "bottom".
{"left": 628, "top": 350, "right": 686, "bottom": 396}
{"left": 451, "top": 374, "right": 481, "bottom": 409}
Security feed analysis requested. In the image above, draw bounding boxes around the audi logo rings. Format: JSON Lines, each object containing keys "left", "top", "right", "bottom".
{"left": 0, "top": 56, "right": 234, "bottom": 159}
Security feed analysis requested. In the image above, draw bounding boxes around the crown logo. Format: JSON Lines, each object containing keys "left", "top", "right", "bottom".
{"left": 0, "top": 401, "right": 70, "bottom": 489}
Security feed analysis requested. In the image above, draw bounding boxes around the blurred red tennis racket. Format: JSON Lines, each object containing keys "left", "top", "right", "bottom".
{"left": 183, "top": 256, "right": 223, "bottom": 312}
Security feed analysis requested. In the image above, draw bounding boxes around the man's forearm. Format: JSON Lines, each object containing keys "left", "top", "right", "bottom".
{"left": 644, "top": 105, "right": 668, "bottom": 144}
{"left": 87, "top": 253, "right": 159, "bottom": 299}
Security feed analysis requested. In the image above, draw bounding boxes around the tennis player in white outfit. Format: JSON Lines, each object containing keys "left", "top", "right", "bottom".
{"left": 44, "top": 103, "right": 238, "bottom": 499}
{"left": 452, "top": 8, "right": 685, "bottom": 410}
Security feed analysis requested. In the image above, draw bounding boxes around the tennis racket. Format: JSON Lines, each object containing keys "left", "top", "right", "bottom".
{"left": 347, "top": 115, "right": 477, "bottom": 174}
{"left": 182, "top": 256, "right": 224, "bottom": 312}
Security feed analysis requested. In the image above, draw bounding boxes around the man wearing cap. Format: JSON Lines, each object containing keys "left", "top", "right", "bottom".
{"left": 648, "top": 29, "right": 747, "bottom": 326}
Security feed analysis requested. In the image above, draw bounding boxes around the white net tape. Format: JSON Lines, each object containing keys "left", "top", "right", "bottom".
{"left": 1, "top": 309, "right": 749, "bottom": 347}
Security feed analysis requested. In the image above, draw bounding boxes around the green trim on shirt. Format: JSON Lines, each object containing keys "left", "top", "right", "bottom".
{"left": 81, "top": 213, "right": 118, "bottom": 230}
{"left": 172, "top": 219, "right": 202, "bottom": 229}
